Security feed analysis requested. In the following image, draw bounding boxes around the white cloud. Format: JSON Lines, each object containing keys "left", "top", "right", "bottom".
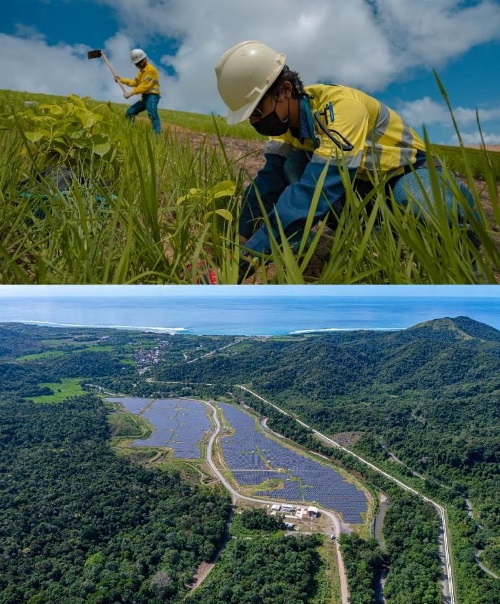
{"left": 0, "top": 32, "right": 131, "bottom": 104}
{"left": 448, "top": 130, "right": 500, "bottom": 147}
{"left": 396, "top": 97, "right": 451, "bottom": 127}
{"left": 1, "top": 0, "right": 499, "bottom": 135}
{"left": 395, "top": 96, "right": 500, "bottom": 143}
{"left": 90, "top": 0, "right": 500, "bottom": 104}
{"left": 397, "top": 97, "right": 500, "bottom": 127}
{"left": 454, "top": 106, "right": 500, "bottom": 127}
{"left": 368, "top": 0, "right": 500, "bottom": 71}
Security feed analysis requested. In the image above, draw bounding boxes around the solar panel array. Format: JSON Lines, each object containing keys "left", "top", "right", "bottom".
{"left": 106, "top": 397, "right": 152, "bottom": 414}
{"left": 219, "top": 402, "right": 367, "bottom": 524}
{"left": 110, "top": 397, "right": 210, "bottom": 459}
{"left": 232, "top": 470, "right": 284, "bottom": 485}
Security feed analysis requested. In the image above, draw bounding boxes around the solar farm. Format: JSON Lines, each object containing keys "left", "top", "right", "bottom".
{"left": 108, "top": 397, "right": 210, "bottom": 458}
{"left": 218, "top": 402, "right": 367, "bottom": 524}
{"left": 106, "top": 396, "right": 152, "bottom": 414}
{"left": 108, "top": 397, "right": 367, "bottom": 523}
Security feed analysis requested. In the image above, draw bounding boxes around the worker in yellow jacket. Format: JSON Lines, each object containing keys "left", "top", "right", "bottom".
{"left": 116, "top": 49, "right": 161, "bottom": 134}
{"left": 215, "top": 40, "right": 478, "bottom": 279}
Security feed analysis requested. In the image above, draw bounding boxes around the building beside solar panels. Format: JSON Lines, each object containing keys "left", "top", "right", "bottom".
{"left": 295, "top": 507, "right": 307, "bottom": 519}
{"left": 218, "top": 402, "right": 368, "bottom": 524}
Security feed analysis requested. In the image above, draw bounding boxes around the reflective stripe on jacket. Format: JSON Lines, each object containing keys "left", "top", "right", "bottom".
{"left": 241, "top": 84, "right": 426, "bottom": 255}
{"left": 121, "top": 62, "right": 160, "bottom": 95}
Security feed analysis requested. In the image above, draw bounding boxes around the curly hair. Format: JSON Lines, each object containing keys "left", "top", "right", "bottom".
{"left": 266, "top": 65, "right": 307, "bottom": 99}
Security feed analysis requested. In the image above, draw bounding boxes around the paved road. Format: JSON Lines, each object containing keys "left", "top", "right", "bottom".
{"left": 474, "top": 552, "right": 500, "bottom": 580}
{"left": 237, "top": 386, "right": 456, "bottom": 604}
{"left": 204, "top": 399, "right": 350, "bottom": 604}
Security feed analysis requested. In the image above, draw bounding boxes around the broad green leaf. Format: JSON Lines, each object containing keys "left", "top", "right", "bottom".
{"left": 176, "top": 188, "right": 201, "bottom": 204}
{"left": 39, "top": 104, "right": 64, "bottom": 116}
{"left": 25, "top": 131, "right": 44, "bottom": 143}
{"left": 75, "top": 109, "right": 97, "bottom": 130}
{"left": 68, "top": 94, "right": 88, "bottom": 108}
{"left": 208, "top": 180, "right": 237, "bottom": 199}
{"left": 213, "top": 208, "right": 233, "bottom": 222}
{"left": 93, "top": 141, "right": 111, "bottom": 157}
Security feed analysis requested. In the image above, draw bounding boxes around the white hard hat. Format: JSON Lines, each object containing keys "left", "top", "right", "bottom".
{"left": 130, "top": 48, "right": 147, "bottom": 64}
{"left": 215, "top": 40, "right": 286, "bottom": 125}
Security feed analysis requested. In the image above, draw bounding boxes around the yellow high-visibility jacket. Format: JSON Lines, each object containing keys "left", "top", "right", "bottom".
{"left": 120, "top": 62, "right": 160, "bottom": 96}
{"left": 241, "top": 84, "right": 427, "bottom": 254}
{"left": 268, "top": 84, "right": 426, "bottom": 176}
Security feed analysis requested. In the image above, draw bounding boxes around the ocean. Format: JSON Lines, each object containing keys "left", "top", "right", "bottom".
{"left": 0, "top": 287, "right": 499, "bottom": 336}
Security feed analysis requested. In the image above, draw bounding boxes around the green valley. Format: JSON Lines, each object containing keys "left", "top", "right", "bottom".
{"left": 0, "top": 318, "right": 498, "bottom": 603}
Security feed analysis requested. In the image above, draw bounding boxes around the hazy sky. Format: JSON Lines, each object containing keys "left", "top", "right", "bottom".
{"left": 1, "top": 285, "right": 499, "bottom": 299}
{"left": 1, "top": 0, "right": 500, "bottom": 145}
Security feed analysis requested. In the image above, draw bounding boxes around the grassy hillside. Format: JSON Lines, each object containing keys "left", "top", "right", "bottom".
{"left": 2, "top": 89, "right": 499, "bottom": 172}
{"left": 1, "top": 89, "right": 499, "bottom": 284}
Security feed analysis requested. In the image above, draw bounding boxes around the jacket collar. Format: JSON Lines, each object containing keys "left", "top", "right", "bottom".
{"left": 298, "top": 95, "right": 320, "bottom": 148}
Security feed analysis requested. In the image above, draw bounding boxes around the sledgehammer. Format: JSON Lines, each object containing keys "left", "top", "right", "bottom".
{"left": 87, "top": 49, "right": 127, "bottom": 94}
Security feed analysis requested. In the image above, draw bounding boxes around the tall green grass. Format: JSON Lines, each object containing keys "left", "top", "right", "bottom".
{"left": 0, "top": 89, "right": 498, "bottom": 284}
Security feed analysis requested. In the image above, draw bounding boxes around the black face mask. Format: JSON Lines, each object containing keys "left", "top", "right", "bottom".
{"left": 252, "top": 110, "right": 290, "bottom": 136}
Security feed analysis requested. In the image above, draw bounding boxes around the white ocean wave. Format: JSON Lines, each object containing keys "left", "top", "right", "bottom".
{"left": 15, "top": 320, "right": 187, "bottom": 334}
{"left": 289, "top": 327, "right": 402, "bottom": 334}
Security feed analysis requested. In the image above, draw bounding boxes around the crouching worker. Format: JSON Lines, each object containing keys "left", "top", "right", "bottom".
{"left": 115, "top": 49, "right": 161, "bottom": 135}
{"left": 215, "top": 40, "right": 478, "bottom": 282}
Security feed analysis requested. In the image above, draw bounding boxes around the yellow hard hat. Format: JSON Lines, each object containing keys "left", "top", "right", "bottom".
{"left": 215, "top": 40, "right": 286, "bottom": 124}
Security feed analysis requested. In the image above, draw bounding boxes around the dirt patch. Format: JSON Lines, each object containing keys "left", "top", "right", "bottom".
{"left": 165, "top": 124, "right": 264, "bottom": 180}
{"left": 332, "top": 432, "right": 365, "bottom": 448}
{"left": 149, "top": 450, "right": 168, "bottom": 463}
{"left": 165, "top": 125, "right": 500, "bottom": 281}
{"left": 166, "top": 123, "right": 499, "bottom": 219}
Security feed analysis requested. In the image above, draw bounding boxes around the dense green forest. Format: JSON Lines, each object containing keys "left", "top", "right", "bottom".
{"left": 0, "top": 395, "right": 231, "bottom": 603}
{"left": 186, "top": 535, "right": 323, "bottom": 604}
{"left": 144, "top": 316, "right": 500, "bottom": 603}
{"left": 339, "top": 533, "right": 384, "bottom": 604}
{"left": 0, "top": 318, "right": 499, "bottom": 603}
{"left": 186, "top": 513, "right": 323, "bottom": 604}
{"left": 0, "top": 325, "right": 328, "bottom": 604}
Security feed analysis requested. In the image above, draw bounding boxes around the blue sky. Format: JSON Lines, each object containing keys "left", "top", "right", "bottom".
{"left": 1, "top": 0, "right": 500, "bottom": 145}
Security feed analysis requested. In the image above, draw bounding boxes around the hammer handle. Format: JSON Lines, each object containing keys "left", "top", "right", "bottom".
{"left": 101, "top": 52, "right": 128, "bottom": 94}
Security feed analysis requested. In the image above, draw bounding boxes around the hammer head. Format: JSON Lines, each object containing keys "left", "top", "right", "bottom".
{"left": 87, "top": 50, "right": 103, "bottom": 59}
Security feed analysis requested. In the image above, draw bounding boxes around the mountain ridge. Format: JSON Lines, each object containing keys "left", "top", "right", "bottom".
{"left": 406, "top": 315, "right": 500, "bottom": 342}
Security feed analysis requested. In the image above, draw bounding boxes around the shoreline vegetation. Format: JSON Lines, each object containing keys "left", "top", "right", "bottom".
{"left": 0, "top": 88, "right": 499, "bottom": 284}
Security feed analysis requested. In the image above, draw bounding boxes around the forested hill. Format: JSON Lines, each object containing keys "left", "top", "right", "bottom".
{"left": 407, "top": 315, "right": 500, "bottom": 342}
{"left": 149, "top": 315, "right": 500, "bottom": 405}
{"left": 149, "top": 316, "right": 499, "bottom": 559}
{"left": 0, "top": 317, "right": 499, "bottom": 602}
{"left": 1, "top": 315, "right": 498, "bottom": 405}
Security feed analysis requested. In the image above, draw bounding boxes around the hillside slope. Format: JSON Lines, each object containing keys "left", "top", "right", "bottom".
{"left": 0, "top": 318, "right": 498, "bottom": 601}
